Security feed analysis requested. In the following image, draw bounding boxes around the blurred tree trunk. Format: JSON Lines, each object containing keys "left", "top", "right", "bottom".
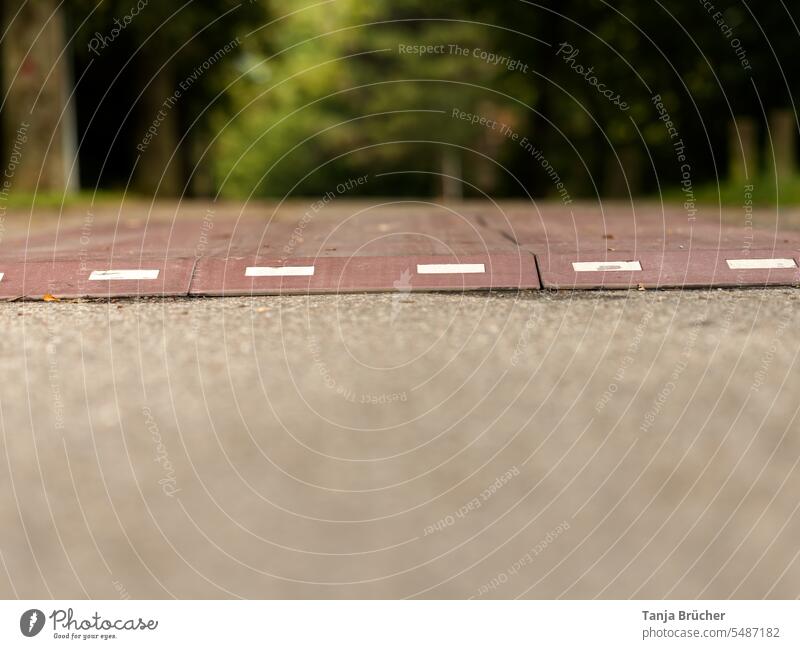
{"left": 133, "top": 65, "right": 182, "bottom": 196}
{"left": 440, "top": 148, "right": 462, "bottom": 201}
{"left": 473, "top": 103, "right": 517, "bottom": 195}
{"left": 728, "top": 116, "right": 758, "bottom": 183}
{"left": 1, "top": 0, "right": 78, "bottom": 193}
{"left": 765, "top": 109, "right": 796, "bottom": 180}
{"left": 189, "top": 133, "right": 215, "bottom": 196}
{"left": 603, "top": 145, "right": 643, "bottom": 197}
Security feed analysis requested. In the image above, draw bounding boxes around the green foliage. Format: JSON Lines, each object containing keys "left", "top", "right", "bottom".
{"left": 671, "top": 174, "right": 800, "bottom": 206}
{"left": 63, "top": 1, "right": 800, "bottom": 200}
{"left": 66, "top": 0, "right": 267, "bottom": 191}
{"left": 215, "top": 0, "right": 529, "bottom": 197}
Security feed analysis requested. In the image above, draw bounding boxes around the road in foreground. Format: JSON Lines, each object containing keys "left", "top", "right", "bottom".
{"left": 0, "top": 288, "right": 799, "bottom": 598}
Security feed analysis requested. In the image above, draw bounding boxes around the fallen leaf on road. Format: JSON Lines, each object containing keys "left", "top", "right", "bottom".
{"left": 43, "top": 294, "right": 60, "bottom": 302}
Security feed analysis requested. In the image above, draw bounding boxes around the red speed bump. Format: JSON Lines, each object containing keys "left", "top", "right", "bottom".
{"left": 190, "top": 252, "right": 539, "bottom": 295}
{"left": 0, "top": 258, "right": 196, "bottom": 299}
{"left": 536, "top": 250, "right": 800, "bottom": 289}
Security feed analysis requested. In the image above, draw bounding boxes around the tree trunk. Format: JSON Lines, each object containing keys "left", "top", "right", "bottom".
{"left": 728, "top": 116, "right": 758, "bottom": 184}
{"left": 440, "top": 148, "right": 462, "bottom": 201}
{"left": 133, "top": 65, "right": 182, "bottom": 196}
{"left": 603, "top": 145, "right": 643, "bottom": 197}
{"left": 765, "top": 109, "right": 796, "bottom": 180}
{"left": 1, "top": 0, "right": 77, "bottom": 193}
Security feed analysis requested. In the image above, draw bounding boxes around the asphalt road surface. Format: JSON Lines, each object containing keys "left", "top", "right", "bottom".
{"left": 1, "top": 287, "right": 799, "bottom": 598}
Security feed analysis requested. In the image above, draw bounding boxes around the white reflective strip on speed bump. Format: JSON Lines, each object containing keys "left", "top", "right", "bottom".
{"left": 0, "top": 272, "right": 4, "bottom": 282}
{"left": 89, "top": 269, "right": 160, "bottom": 280}
{"left": 726, "top": 258, "right": 797, "bottom": 270}
{"left": 245, "top": 266, "right": 315, "bottom": 277}
{"left": 416, "top": 263, "right": 485, "bottom": 275}
{"left": 572, "top": 261, "right": 642, "bottom": 272}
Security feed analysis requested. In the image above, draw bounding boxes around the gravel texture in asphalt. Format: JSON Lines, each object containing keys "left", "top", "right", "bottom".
{"left": 1, "top": 288, "right": 799, "bottom": 598}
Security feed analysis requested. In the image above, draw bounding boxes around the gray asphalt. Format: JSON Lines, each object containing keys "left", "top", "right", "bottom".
{"left": 1, "top": 288, "right": 799, "bottom": 598}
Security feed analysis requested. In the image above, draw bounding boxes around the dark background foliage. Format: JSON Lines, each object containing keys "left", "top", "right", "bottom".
{"left": 2, "top": 0, "right": 798, "bottom": 202}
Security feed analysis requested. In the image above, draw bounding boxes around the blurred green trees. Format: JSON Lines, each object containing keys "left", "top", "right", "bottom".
{"left": 212, "top": 1, "right": 798, "bottom": 200}
{"left": 214, "top": 0, "right": 523, "bottom": 198}
{"left": 67, "top": 0, "right": 264, "bottom": 195}
{"left": 49, "top": 0, "right": 800, "bottom": 200}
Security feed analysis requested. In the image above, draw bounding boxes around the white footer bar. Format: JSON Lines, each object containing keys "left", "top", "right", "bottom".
{"left": 1, "top": 600, "right": 797, "bottom": 648}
